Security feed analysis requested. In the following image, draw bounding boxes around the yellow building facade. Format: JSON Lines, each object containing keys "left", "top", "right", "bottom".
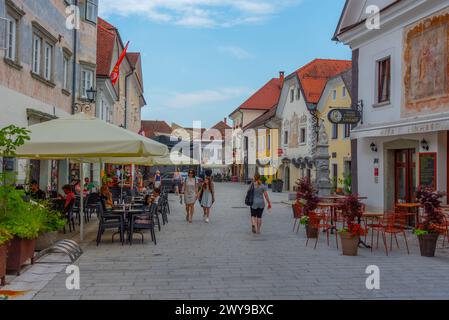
{"left": 317, "top": 69, "right": 352, "bottom": 193}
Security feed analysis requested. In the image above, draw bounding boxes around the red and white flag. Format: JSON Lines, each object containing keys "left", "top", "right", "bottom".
{"left": 110, "top": 41, "right": 129, "bottom": 85}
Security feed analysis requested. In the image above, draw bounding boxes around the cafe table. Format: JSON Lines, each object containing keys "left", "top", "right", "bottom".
{"left": 112, "top": 207, "right": 145, "bottom": 243}
{"left": 395, "top": 202, "right": 422, "bottom": 227}
{"left": 317, "top": 202, "right": 344, "bottom": 233}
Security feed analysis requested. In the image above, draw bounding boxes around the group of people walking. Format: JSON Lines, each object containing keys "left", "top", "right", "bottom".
{"left": 155, "top": 168, "right": 271, "bottom": 235}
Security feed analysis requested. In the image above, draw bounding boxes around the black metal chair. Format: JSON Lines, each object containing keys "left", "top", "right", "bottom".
{"left": 85, "top": 192, "right": 100, "bottom": 221}
{"left": 158, "top": 195, "right": 169, "bottom": 225}
{"left": 129, "top": 203, "right": 157, "bottom": 245}
{"left": 63, "top": 198, "right": 76, "bottom": 234}
{"left": 96, "top": 199, "right": 125, "bottom": 246}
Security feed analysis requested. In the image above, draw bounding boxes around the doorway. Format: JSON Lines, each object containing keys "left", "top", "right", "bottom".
{"left": 284, "top": 165, "right": 290, "bottom": 191}
{"left": 394, "top": 149, "right": 416, "bottom": 203}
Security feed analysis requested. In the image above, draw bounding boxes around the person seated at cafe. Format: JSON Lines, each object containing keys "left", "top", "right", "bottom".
{"left": 145, "top": 188, "right": 161, "bottom": 206}
{"left": 61, "top": 184, "right": 75, "bottom": 214}
{"left": 100, "top": 184, "right": 113, "bottom": 210}
{"left": 84, "top": 177, "right": 96, "bottom": 193}
{"left": 29, "top": 180, "right": 46, "bottom": 200}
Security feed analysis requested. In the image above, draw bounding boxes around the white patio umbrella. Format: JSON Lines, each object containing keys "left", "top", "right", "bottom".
{"left": 99, "top": 153, "right": 199, "bottom": 166}
{"left": 15, "top": 113, "right": 169, "bottom": 240}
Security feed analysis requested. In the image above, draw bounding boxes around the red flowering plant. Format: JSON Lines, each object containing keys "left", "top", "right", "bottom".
{"left": 296, "top": 177, "right": 319, "bottom": 217}
{"left": 414, "top": 187, "right": 446, "bottom": 235}
{"left": 338, "top": 194, "right": 366, "bottom": 237}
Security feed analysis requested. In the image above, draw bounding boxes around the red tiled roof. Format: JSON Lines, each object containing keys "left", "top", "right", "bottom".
{"left": 294, "top": 59, "right": 352, "bottom": 104}
{"left": 127, "top": 52, "right": 140, "bottom": 68}
{"left": 98, "top": 17, "right": 116, "bottom": 30}
{"left": 231, "top": 78, "right": 282, "bottom": 116}
{"left": 97, "top": 24, "right": 116, "bottom": 76}
{"left": 141, "top": 120, "right": 172, "bottom": 138}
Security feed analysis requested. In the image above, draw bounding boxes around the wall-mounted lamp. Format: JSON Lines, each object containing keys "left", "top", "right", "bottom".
{"left": 421, "top": 139, "right": 430, "bottom": 151}
{"left": 370, "top": 143, "right": 378, "bottom": 152}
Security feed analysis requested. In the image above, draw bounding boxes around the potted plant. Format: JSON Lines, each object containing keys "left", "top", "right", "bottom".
{"left": 338, "top": 194, "right": 366, "bottom": 256}
{"left": 296, "top": 177, "right": 319, "bottom": 238}
{"left": 0, "top": 228, "right": 12, "bottom": 286}
{"left": 34, "top": 201, "right": 66, "bottom": 251}
{"left": 1, "top": 199, "right": 47, "bottom": 275}
{"left": 260, "top": 176, "right": 268, "bottom": 185}
{"left": 414, "top": 187, "right": 446, "bottom": 257}
{"left": 342, "top": 174, "right": 352, "bottom": 195}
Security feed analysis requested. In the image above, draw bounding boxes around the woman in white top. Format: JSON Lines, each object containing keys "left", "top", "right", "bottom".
{"left": 184, "top": 169, "right": 199, "bottom": 223}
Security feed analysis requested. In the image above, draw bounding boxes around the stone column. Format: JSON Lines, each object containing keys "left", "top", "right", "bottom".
{"left": 313, "top": 121, "right": 332, "bottom": 197}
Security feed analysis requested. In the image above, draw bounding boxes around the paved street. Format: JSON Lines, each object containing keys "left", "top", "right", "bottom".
{"left": 32, "top": 183, "right": 449, "bottom": 300}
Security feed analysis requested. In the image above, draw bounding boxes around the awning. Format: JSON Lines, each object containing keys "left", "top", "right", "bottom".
{"left": 351, "top": 113, "right": 449, "bottom": 139}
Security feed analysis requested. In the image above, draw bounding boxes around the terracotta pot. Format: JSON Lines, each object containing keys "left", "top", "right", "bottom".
{"left": 6, "top": 237, "right": 36, "bottom": 276}
{"left": 35, "top": 232, "right": 58, "bottom": 252}
{"left": 0, "top": 243, "right": 8, "bottom": 286}
{"left": 306, "top": 225, "right": 318, "bottom": 239}
{"left": 418, "top": 234, "right": 439, "bottom": 257}
{"left": 340, "top": 232, "right": 359, "bottom": 256}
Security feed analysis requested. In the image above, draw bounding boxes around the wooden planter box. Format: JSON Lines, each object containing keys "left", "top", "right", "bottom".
{"left": 0, "top": 243, "right": 8, "bottom": 286}
{"left": 6, "top": 237, "right": 36, "bottom": 276}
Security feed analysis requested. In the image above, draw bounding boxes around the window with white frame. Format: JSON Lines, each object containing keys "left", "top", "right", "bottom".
{"left": 296, "top": 88, "right": 301, "bottom": 100}
{"left": 344, "top": 123, "right": 351, "bottom": 138}
{"left": 342, "top": 87, "right": 347, "bottom": 97}
{"left": 63, "top": 56, "right": 69, "bottom": 90}
{"left": 5, "top": 14, "right": 17, "bottom": 61}
{"left": 332, "top": 123, "right": 339, "bottom": 139}
{"left": 81, "top": 68, "right": 93, "bottom": 98}
{"left": 299, "top": 127, "right": 306, "bottom": 144}
{"left": 377, "top": 57, "right": 391, "bottom": 104}
{"left": 284, "top": 130, "right": 289, "bottom": 146}
{"left": 85, "top": 0, "right": 98, "bottom": 23}
{"left": 290, "top": 89, "right": 295, "bottom": 103}
{"left": 44, "top": 42, "right": 53, "bottom": 80}
{"left": 32, "top": 35, "right": 42, "bottom": 74}
{"left": 332, "top": 89, "right": 337, "bottom": 100}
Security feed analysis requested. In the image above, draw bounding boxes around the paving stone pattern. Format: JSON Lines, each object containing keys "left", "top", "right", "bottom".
{"left": 31, "top": 183, "right": 449, "bottom": 300}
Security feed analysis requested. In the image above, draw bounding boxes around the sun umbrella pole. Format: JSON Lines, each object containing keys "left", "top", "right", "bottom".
{"left": 80, "top": 162, "right": 84, "bottom": 241}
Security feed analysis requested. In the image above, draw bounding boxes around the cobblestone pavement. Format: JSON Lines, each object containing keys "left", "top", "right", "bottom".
{"left": 32, "top": 183, "right": 449, "bottom": 300}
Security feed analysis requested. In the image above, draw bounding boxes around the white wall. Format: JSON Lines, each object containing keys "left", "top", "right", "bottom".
{"left": 358, "top": 28, "right": 402, "bottom": 126}
{"left": 0, "top": 85, "right": 70, "bottom": 128}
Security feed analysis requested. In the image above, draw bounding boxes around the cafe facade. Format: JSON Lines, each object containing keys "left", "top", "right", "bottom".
{"left": 334, "top": 0, "right": 449, "bottom": 212}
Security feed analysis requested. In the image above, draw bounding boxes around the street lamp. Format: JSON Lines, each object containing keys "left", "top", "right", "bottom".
{"left": 74, "top": 87, "right": 97, "bottom": 113}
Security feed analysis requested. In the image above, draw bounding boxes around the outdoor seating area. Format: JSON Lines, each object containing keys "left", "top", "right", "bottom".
{"left": 293, "top": 178, "right": 449, "bottom": 257}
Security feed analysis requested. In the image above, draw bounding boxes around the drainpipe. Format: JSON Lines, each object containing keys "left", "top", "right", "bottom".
{"left": 71, "top": 0, "right": 78, "bottom": 115}
{"left": 124, "top": 70, "right": 134, "bottom": 129}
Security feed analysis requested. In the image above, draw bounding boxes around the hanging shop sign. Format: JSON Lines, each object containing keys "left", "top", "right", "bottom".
{"left": 328, "top": 108, "right": 362, "bottom": 125}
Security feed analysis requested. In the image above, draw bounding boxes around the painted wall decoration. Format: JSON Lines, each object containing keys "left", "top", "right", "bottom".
{"left": 403, "top": 8, "right": 449, "bottom": 116}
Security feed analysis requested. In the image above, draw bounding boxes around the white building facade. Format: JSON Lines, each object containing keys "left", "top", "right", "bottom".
{"left": 335, "top": 0, "right": 449, "bottom": 211}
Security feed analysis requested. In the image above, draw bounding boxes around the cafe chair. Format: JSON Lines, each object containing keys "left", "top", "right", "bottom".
{"left": 129, "top": 203, "right": 157, "bottom": 246}
{"left": 96, "top": 200, "right": 125, "bottom": 246}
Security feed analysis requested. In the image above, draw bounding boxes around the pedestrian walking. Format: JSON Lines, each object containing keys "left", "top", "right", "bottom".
{"left": 173, "top": 168, "right": 183, "bottom": 204}
{"left": 247, "top": 173, "right": 271, "bottom": 234}
{"left": 184, "top": 169, "right": 199, "bottom": 223}
{"left": 199, "top": 176, "right": 215, "bottom": 223}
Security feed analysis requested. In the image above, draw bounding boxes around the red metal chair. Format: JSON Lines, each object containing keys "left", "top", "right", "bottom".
{"left": 292, "top": 202, "right": 303, "bottom": 233}
{"left": 380, "top": 213, "right": 410, "bottom": 255}
{"left": 306, "top": 212, "right": 339, "bottom": 250}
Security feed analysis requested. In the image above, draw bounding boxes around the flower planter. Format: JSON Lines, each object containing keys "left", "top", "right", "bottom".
{"left": 35, "top": 232, "right": 58, "bottom": 252}
{"left": 0, "top": 243, "right": 8, "bottom": 286}
{"left": 340, "top": 233, "right": 359, "bottom": 256}
{"left": 418, "top": 234, "right": 439, "bottom": 257}
{"left": 306, "top": 225, "right": 318, "bottom": 239}
{"left": 6, "top": 237, "right": 36, "bottom": 276}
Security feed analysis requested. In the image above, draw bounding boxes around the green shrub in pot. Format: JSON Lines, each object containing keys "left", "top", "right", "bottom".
{"left": 0, "top": 228, "right": 12, "bottom": 246}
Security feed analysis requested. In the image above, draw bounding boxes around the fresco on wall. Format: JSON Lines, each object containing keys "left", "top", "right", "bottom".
{"left": 403, "top": 8, "right": 449, "bottom": 116}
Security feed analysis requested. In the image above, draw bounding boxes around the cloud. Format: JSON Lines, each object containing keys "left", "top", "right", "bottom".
{"left": 165, "top": 87, "right": 253, "bottom": 109}
{"left": 218, "top": 46, "right": 253, "bottom": 60}
{"left": 99, "top": 0, "right": 302, "bottom": 28}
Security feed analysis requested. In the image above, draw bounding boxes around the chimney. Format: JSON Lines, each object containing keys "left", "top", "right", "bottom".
{"left": 279, "top": 71, "right": 285, "bottom": 88}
